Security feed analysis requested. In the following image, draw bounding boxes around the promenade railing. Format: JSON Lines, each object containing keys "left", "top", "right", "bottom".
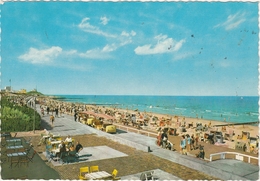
{"left": 209, "top": 151, "right": 259, "bottom": 164}
{"left": 113, "top": 123, "right": 158, "bottom": 138}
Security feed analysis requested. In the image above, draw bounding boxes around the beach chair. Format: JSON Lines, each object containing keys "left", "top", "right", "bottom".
{"left": 10, "top": 156, "right": 20, "bottom": 168}
{"left": 78, "top": 166, "right": 89, "bottom": 180}
{"left": 140, "top": 171, "right": 154, "bottom": 181}
{"left": 242, "top": 131, "right": 250, "bottom": 140}
{"left": 111, "top": 169, "right": 120, "bottom": 180}
{"left": 90, "top": 165, "right": 99, "bottom": 173}
{"left": 19, "top": 155, "right": 29, "bottom": 167}
{"left": 27, "top": 150, "right": 37, "bottom": 162}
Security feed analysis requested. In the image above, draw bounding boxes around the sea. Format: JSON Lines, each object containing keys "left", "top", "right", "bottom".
{"left": 53, "top": 95, "right": 259, "bottom": 125}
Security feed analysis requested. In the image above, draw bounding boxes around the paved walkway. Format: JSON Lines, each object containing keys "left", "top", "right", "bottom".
{"left": 38, "top": 105, "right": 259, "bottom": 180}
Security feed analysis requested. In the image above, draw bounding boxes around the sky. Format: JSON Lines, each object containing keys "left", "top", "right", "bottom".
{"left": 1, "top": 2, "right": 259, "bottom": 96}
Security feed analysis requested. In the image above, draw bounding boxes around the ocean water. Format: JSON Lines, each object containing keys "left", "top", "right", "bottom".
{"left": 54, "top": 95, "right": 259, "bottom": 124}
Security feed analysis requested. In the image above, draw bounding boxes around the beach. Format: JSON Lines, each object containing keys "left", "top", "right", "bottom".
{"left": 36, "top": 95, "right": 259, "bottom": 156}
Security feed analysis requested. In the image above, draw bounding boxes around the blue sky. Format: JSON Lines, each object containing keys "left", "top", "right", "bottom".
{"left": 1, "top": 2, "right": 259, "bottom": 96}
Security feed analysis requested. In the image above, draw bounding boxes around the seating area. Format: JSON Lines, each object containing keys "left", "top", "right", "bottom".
{"left": 1, "top": 132, "right": 36, "bottom": 169}
{"left": 78, "top": 165, "right": 120, "bottom": 180}
{"left": 39, "top": 133, "right": 80, "bottom": 164}
{"left": 44, "top": 145, "right": 127, "bottom": 166}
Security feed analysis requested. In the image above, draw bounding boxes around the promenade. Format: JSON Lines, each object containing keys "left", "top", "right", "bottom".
{"left": 36, "top": 104, "right": 259, "bottom": 180}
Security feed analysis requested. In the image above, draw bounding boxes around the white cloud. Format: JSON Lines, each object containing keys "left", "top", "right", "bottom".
{"left": 64, "top": 49, "right": 78, "bottom": 55}
{"left": 100, "top": 16, "right": 109, "bottom": 25}
{"left": 121, "top": 30, "right": 136, "bottom": 37}
{"left": 78, "top": 17, "right": 115, "bottom": 38}
{"left": 78, "top": 48, "right": 112, "bottom": 59}
{"left": 214, "top": 12, "right": 246, "bottom": 30}
{"left": 102, "top": 44, "right": 117, "bottom": 52}
{"left": 18, "top": 46, "right": 62, "bottom": 64}
{"left": 134, "top": 34, "right": 185, "bottom": 55}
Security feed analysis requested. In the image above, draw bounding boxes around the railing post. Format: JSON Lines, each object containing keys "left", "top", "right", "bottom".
{"left": 248, "top": 157, "right": 250, "bottom": 163}
{"left": 210, "top": 156, "right": 212, "bottom": 162}
{"left": 221, "top": 153, "right": 225, "bottom": 160}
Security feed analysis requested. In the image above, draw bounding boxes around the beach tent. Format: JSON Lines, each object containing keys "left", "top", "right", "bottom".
{"left": 242, "top": 131, "right": 250, "bottom": 140}
{"left": 96, "top": 113, "right": 115, "bottom": 120}
{"left": 249, "top": 137, "right": 258, "bottom": 148}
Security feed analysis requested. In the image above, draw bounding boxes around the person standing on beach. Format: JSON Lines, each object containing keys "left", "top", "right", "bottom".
{"left": 50, "top": 115, "right": 55, "bottom": 127}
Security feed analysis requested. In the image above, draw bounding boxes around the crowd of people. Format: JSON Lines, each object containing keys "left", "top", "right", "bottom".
{"left": 156, "top": 126, "right": 206, "bottom": 159}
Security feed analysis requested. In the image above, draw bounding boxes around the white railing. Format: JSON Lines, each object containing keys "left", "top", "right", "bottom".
{"left": 209, "top": 151, "right": 258, "bottom": 164}
{"left": 113, "top": 123, "right": 158, "bottom": 138}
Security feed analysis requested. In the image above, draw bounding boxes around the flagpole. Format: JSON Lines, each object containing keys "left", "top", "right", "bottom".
{"left": 9, "top": 79, "right": 11, "bottom": 91}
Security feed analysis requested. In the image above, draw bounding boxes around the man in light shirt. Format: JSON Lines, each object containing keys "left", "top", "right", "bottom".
{"left": 65, "top": 135, "right": 72, "bottom": 147}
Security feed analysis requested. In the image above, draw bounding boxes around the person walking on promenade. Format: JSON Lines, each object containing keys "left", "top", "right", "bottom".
{"left": 180, "top": 135, "right": 187, "bottom": 155}
{"left": 74, "top": 111, "right": 78, "bottom": 122}
{"left": 55, "top": 107, "right": 59, "bottom": 117}
{"left": 191, "top": 134, "right": 196, "bottom": 150}
{"left": 50, "top": 115, "right": 55, "bottom": 127}
{"left": 75, "top": 141, "right": 83, "bottom": 156}
{"left": 165, "top": 140, "right": 174, "bottom": 151}
{"left": 156, "top": 129, "right": 162, "bottom": 146}
{"left": 47, "top": 106, "right": 50, "bottom": 115}
{"left": 161, "top": 129, "right": 168, "bottom": 149}
{"left": 41, "top": 107, "right": 45, "bottom": 117}
{"left": 195, "top": 134, "right": 199, "bottom": 149}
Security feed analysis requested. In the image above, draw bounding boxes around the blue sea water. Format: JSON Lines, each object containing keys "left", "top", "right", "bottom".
{"left": 54, "top": 95, "right": 259, "bottom": 124}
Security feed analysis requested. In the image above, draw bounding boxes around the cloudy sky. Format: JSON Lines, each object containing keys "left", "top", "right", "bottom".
{"left": 1, "top": 2, "right": 259, "bottom": 96}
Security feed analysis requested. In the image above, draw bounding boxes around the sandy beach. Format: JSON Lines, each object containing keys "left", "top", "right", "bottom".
{"left": 35, "top": 95, "right": 259, "bottom": 156}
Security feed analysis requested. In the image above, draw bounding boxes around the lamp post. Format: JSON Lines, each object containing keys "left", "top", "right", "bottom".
{"left": 33, "top": 96, "right": 36, "bottom": 134}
